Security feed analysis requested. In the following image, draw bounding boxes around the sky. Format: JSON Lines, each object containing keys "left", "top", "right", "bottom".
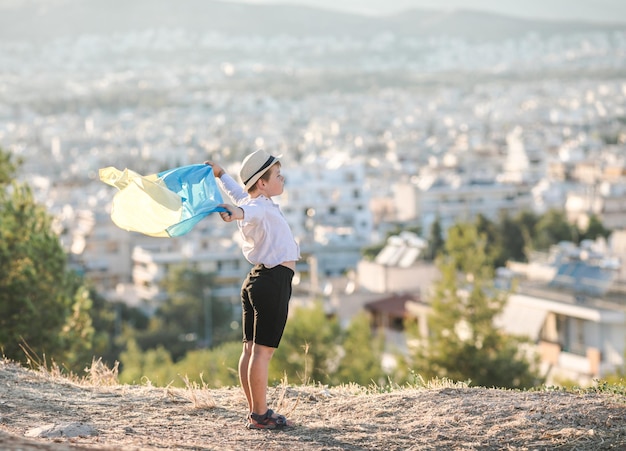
{"left": 220, "top": 0, "right": 626, "bottom": 23}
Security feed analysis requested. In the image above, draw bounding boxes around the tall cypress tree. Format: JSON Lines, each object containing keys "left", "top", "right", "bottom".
{"left": 426, "top": 216, "right": 445, "bottom": 261}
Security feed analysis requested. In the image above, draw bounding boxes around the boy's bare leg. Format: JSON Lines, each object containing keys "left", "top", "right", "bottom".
{"left": 238, "top": 342, "right": 253, "bottom": 412}
{"left": 248, "top": 343, "right": 275, "bottom": 415}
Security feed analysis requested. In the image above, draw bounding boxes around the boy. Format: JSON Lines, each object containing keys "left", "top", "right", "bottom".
{"left": 205, "top": 149, "right": 300, "bottom": 429}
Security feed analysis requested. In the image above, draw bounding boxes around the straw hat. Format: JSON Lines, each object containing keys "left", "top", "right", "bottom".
{"left": 240, "top": 149, "right": 280, "bottom": 191}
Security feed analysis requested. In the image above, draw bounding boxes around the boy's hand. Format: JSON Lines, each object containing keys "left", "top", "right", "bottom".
{"left": 204, "top": 160, "right": 225, "bottom": 178}
{"left": 218, "top": 204, "right": 244, "bottom": 222}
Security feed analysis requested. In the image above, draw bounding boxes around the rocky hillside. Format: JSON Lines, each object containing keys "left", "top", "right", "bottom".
{"left": 1, "top": 359, "right": 625, "bottom": 450}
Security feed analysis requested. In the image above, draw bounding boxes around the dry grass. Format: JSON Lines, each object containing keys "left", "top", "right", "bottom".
{"left": 176, "top": 374, "right": 217, "bottom": 409}
{"left": 1, "top": 358, "right": 626, "bottom": 450}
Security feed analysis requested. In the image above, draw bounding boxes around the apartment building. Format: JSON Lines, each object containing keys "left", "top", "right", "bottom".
{"left": 69, "top": 210, "right": 134, "bottom": 291}
{"left": 565, "top": 181, "right": 626, "bottom": 231}
{"left": 393, "top": 174, "right": 534, "bottom": 234}
{"left": 279, "top": 155, "right": 373, "bottom": 277}
{"left": 72, "top": 207, "right": 250, "bottom": 315}
{"left": 358, "top": 234, "right": 626, "bottom": 386}
{"left": 129, "top": 224, "right": 249, "bottom": 308}
{"left": 563, "top": 153, "right": 626, "bottom": 230}
{"left": 503, "top": 240, "right": 626, "bottom": 385}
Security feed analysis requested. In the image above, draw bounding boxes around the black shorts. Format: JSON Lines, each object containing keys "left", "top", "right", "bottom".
{"left": 241, "top": 264, "right": 294, "bottom": 348}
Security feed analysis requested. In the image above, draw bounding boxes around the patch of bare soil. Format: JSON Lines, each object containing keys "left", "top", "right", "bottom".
{"left": 1, "top": 359, "right": 626, "bottom": 450}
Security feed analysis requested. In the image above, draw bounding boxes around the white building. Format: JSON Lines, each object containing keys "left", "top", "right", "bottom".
{"left": 393, "top": 173, "right": 534, "bottom": 234}
{"left": 357, "top": 232, "right": 438, "bottom": 294}
{"left": 501, "top": 240, "right": 626, "bottom": 385}
{"left": 566, "top": 180, "right": 626, "bottom": 231}
{"left": 609, "top": 229, "right": 626, "bottom": 283}
{"left": 69, "top": 210, "right": 135, "bottom": 291}
{"left": 71, "top": 203, "right": 250, "bottom": 314}
{"left": 129, "top": 225, "right": 249, "bottom": 309}
{"left": 357, "top": 235, "right": 626, "bottom": 386}
{"left": 498, "top": 126, "right": 545, "bottom": 185}
{"left": 280, "top": 154, "right": 373, "bottom": 277}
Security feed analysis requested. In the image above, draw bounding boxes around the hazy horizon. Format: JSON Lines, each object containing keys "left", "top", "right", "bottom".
{"left": 1, "top": 0, "right": 624, "bottom": 25}
{"left": 219, "top": 0, "right": 626, "bottom": 23}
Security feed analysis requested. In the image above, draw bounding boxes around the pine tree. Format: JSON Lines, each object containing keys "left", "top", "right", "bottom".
{"left": 0, "top": 149, "right": 94, "bottom": 372}
{"left": 580, "top": 214, "right": 611, "bottom": 242}
{"left": 533, "top": 209, "right": 576, "bottom": 250}
{"left": 271, "top": 302, "right": 341, "bottom": 385}
{"left": 410, "top": 222, "right": 539, "bottom": 389}
{"left": 131, "top": 265, "right": 238, "bottom": 361}
{"left": 335, "top": 311, "right": 385, "bottom": 386}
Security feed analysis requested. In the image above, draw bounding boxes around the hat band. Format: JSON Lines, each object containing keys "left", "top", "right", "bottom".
{"left": 244, "top": 156, "right": 275, "bottom": 186}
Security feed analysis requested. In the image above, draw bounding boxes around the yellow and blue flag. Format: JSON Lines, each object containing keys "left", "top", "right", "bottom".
{"left": 99, "top": 164, "right": 225, "bottom": 237}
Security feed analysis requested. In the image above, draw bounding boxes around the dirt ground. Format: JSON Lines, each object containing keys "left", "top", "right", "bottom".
{"left": 1, "top": 359, "right": 626, "bottom": 450}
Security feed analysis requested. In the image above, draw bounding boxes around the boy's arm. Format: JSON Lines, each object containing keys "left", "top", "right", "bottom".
{"left": 205, "top": 161, "right": 247, "bottom": 204}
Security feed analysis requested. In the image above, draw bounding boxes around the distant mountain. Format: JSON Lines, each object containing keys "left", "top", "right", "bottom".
{"left": 384, "top": 9, "right": 623, "bottom": 40}
{"left": 1, "top": 0, "right": 624, "bottom": 42}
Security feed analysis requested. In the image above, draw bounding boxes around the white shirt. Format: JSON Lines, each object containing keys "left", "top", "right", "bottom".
{"left": 218, "top": 173, "right": 300, "bottom": 267}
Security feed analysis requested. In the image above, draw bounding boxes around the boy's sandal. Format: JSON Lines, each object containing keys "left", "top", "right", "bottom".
{"left": 247, "top": 409, "right": 293, "bottom": 429}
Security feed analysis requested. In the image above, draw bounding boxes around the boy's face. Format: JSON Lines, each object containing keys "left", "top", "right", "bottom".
{"left": 261, "top": 164, "right": 285, "bottom": 197}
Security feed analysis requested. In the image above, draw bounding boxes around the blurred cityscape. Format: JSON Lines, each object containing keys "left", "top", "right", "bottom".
{"left": 1, "top": 0, "right": 626, "bottom": 384}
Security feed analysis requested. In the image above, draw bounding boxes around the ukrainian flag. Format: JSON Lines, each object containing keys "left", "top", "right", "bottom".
{"left": 99, "top": 164, "right": 225, "bottom": 237}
